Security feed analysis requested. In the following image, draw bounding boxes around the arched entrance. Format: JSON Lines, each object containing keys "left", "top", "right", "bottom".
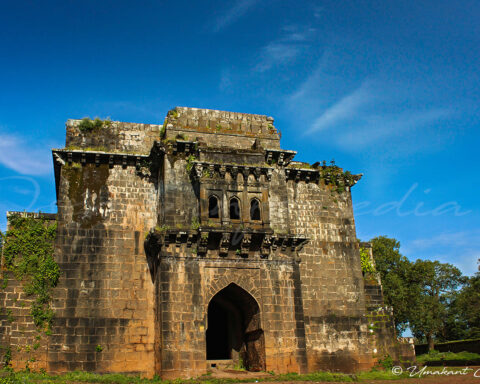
{"left": 206, "top": 283, "right": 265, "bottom": 371}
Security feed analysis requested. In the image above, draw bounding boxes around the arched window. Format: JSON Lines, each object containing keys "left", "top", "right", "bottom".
{"left": 229, "top": 197, "right": 241, "bottom": 220}
{"left": 208, "top": 195, "right": 219, "bottom": 218}
{"left": 250, "top": 199, "right": 261, "bottom": 221}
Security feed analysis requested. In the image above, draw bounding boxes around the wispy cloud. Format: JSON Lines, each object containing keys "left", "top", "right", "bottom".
{"left": 288, "top": 51, "right": 453, "bottom": 151}
{"left": 334, "top": 107, "right": 452, "bottom": 150}
{"left": 403, "top": 230, "right": 480, "bottom": 276}
{"left": 213, "top": 0, "right": 259, "bottom": 32}
{"left": 408, "top": 230, "right": 480, "bottom": 251}
{"left": 0, "top": 133, "right": 54, "bottom": 176}
{"left": 254, "top": 26, "right": 316, "bottom": 72}
{"left": 219, "top": 68, "right": 233, "bottom": 92}
{"left": 305, "top": 80, "right": 373, "bottom": 134}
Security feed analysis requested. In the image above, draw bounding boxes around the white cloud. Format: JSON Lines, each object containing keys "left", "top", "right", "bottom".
{"left": 288, "top": 56, "right": 452, "bottom": 151}
{"left": 408, "top": 230, "right": 480, "bottom": 251}
{"left": 305, "top": 81, "right": 373, "bottom": 134}
{"left": 0, "top": 133, "right": 53, "bottom": 176}
{"left": 219, "top": 68, "right": 233, "bottom": 92}
{"left": 403, "top": 230, "right": 480, "bottom": 276}
{"left": 333, "top": 108, "right": 452, "bottom": 150}
{"left": 213, "top": 0, "right": 259, "bottom": 32}
{"left": 254, "top": 27, "right": 316, "bottom": 72}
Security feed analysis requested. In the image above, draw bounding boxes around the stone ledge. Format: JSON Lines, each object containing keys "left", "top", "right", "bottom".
{"left": 52, "top": 149, "right": 149, "bottom": 168}
{"left": 145, "top": 228, "right": 308, "bottom": 258}
{"left": 190, "top": 161, "right": 273, "bottom": 181}
{"left": 265, "top": 149, "right": 297, "bottom": 166}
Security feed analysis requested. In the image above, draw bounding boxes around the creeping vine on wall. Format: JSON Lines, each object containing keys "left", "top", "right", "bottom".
{"left": 1, "top": 215, "right": 59, "bottom": 331}
{"left": 360, "top": 247, "right": 376, "bottom": 274}
{"left": 185, "top": 155, "right": 197, "bottom": 173}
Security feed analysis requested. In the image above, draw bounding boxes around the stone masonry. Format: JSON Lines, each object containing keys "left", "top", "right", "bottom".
{"left": 0, "top": 107, "right": 411, "bottom": 378}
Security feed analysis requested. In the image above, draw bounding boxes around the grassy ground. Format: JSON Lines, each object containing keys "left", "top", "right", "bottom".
{"left": 416, "top": 350, "right": 480, "bottom": 365}
{"left": 0, "top": 367, "right": 455, "bottom": 384}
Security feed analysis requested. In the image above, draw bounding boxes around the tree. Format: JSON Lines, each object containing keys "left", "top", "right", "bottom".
{"left": 447, "top": 269, "right": 480, "bottom": 339}
{"left": 408, "top": 260, "right": 464, "bottom": 351}
{"left": 371, "top": 236, "right": 416, "bottom": 334}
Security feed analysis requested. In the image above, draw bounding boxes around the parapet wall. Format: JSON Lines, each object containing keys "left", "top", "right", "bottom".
{"left": 65, "top": 120, "right": 162, "bottom": 154}
{"left": 164, "top": 107, "right": 281, "bottom": 150}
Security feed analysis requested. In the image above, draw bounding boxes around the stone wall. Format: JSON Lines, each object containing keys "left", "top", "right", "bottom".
{"left": 284, "top": 179, "right": 373, "bottom": 372}
{"left": 48, "top": 162, "right": 158, "bottom": 376}
{"left": 164, "top": 107, "right": 281, "bottom": 150}
{"left": 66, "top": 120, "right": 161, "bottom": 154}
{"left": 0, "top": 212, "right": 57, "bottom": 371}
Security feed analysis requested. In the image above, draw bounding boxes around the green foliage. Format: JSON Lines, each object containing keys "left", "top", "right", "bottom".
{"left": 167, "top": 109, "right": 179, "bottom": 119}
{"left": 376, "top": 354, "right": 394, "bottom": 369}
{"left": 359, "top": 247, "right": 375, "bottom": 274}
{"left": 416, "top": 350, "right": 480, "bottom": 364}
{"left": 3, "top": 346, "right": 12, "bottom": 367}
{"left": 317, "top": 160, "right": 355, "bottom": 194}
{"left": 1, "top": 215, "right": 59, "bottom": 331}
{"left": 185, "top": 155, "right": 197, "bottom": 173}
{"left": 233, "top": 356, "right": 245, "bottom": 371}
{"left": 4, "top": 308, "right": 14, "bottom": 324}
{"left": 371, "top": 236, "right": 414, "bottom": 334}
{"left": 443, "top": 271, "right": 480, "bottom": 340}
{"left": 215, "top": 124, "right": 222, "bottom": 132}
{"left": 154, "top": 224, "right": 170, "bottom": 233}
{"left": 65, "top": 145, "right": 109, "bottom": 153}
{"left": 408, "top": 259, "right": 464, "bottom": 350}
{"left": 191, "top": 217, "right": 200, "bottom": 230}
{"left": 78, "top": 117, "right": 107, "bottom": 133}
{"left": 371, "top": 235, "right": 468, "bottom": 350}
{"left": 202, "top": 168, "right": 213, "bottom": 178}
{"left": 95, "top": 345, "right": 103, "bottom": 352}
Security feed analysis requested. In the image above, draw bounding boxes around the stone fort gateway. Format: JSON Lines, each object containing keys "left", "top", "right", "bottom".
{"left": 0, "top": 107, "right": 414, "bottom": 378}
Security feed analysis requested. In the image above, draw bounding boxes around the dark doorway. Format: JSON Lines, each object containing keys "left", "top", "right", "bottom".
{"left": 206, "top": 283, "right": 265, "bottom": 371}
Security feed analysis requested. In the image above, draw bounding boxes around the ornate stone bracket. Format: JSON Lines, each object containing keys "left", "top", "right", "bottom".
{"left": 198, "top": 234, "right": 209, "bottom": 255}
{"left": 265, "top": 149, "right": 297, "bottom": 166}
{"left": 285, "top": 168, "right": 319, "bottom": 183}
{"left": 219, "top": 232, "right": 231, "bottom": 255}
{"left": 284, "top": 167, "right": 363, "bottom": 187}
{"left": 171, "top": 140, "right": 198, "bottom": 155}
{"left": 189, "top": 161, "right": 273, "bottom": 182}
{"left": 146, "top": 227, "right": 308, "bottom": 260}
{"left": 52, "top": 149, "right": 150, "bottom": 169}
{"left": 241, "top": 233, "right": 251, "bottom": 255}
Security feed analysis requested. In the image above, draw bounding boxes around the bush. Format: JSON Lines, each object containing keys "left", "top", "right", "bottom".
{"left": 78, "top": 117, "right": 105, "bottom": 133}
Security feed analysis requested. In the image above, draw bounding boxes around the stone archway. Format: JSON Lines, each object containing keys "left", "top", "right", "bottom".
{"left": 206, "top": 283, "right": 265, "bottom": 371}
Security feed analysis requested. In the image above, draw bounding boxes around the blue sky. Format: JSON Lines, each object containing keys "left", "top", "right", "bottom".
{"left": 1, "top": 0, "right": 479, "bottom": 275}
